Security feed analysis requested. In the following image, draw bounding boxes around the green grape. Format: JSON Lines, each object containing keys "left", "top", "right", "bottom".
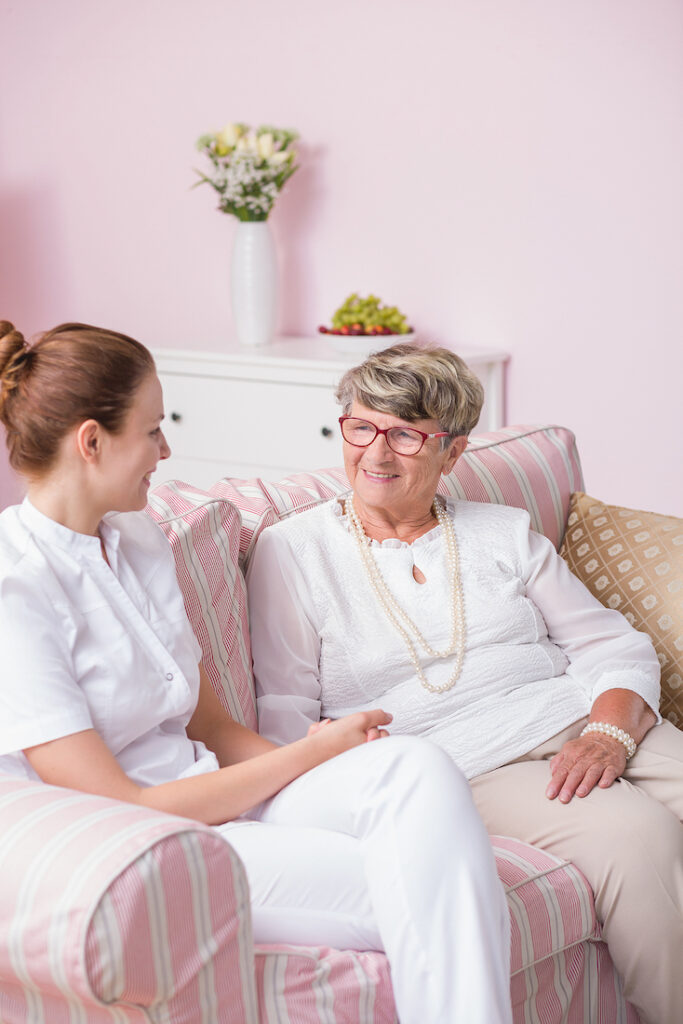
{"left": 329, "top": 293, "right": 411, "bottom": 334}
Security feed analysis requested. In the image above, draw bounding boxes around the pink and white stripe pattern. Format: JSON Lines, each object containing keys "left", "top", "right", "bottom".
{"left": 0, "top": 778, "right": 257, "bottom": 1023}
{"left": 146, "top": 483, "right": 257, "bottom": 729}
{"left": 255, "top": 945, "right": 396, "bottom": 1024}
{"left": 437, "top": 424, "right": 584, "bottom": 549}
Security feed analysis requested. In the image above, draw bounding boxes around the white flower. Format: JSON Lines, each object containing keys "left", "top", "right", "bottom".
{"left": 258, "top": 132, "right": 274, "bottom": 159}
{"left": 237, "top": 132, "right": 259, "bottom": 155}
{"left": 268, "top": 150, "right": 291, "bottom": 166}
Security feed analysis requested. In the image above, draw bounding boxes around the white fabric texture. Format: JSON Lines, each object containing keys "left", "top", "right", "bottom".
{"left": 247, "top": 496, "right": 662, "bottom": 779}
{"left": 0, "top": 499, "right": 217, "bottom": 785}
{"left": 222, "top": 736, "right": 512, "bottom": 1024}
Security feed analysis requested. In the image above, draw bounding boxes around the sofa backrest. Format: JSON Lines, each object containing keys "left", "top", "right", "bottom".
{"left": 146, "top": 424, "right": 583, "bottom": 725}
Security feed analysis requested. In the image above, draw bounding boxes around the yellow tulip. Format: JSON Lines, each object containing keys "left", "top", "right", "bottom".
{"left": 217, "top": 122, "right": 242, "bottom": 151}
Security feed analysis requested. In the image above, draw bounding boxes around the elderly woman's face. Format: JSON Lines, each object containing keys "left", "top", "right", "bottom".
{"left": 343, "top": 401, "right": 465, "bottom": 518}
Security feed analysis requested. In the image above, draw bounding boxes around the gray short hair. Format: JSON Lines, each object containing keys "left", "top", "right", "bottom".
{"left": 335, "top": 343, "right": 484, "bottom": 442}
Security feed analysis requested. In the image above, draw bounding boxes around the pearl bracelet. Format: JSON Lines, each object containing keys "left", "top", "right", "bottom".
{"left": 580, "top": 721, "right": 637, "bottom": 759}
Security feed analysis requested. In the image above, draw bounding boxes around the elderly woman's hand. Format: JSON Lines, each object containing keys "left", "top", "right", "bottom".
{"left": 545, "top": 733, "right": 627, "bottom": 803}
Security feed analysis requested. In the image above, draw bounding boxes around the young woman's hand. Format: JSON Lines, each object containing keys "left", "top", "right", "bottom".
{"left": 307, "top": 719, "right": 332, "bottom": 737}
{"left": 308, "top": 710, "right": 392, "bottom": 756}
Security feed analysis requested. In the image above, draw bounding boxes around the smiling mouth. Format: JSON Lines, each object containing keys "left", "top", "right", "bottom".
{"left": 363, "top": 469, "right": 399, "bottom": 480}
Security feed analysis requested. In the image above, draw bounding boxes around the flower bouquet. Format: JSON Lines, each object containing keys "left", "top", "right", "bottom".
{"left": 194, "top": 123, "right": 298, "bottom": 221}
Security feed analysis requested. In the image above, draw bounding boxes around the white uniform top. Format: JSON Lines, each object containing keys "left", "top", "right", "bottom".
{"left": 0, "top": 499, "right": 219, "bottom": 786}
{"left": 247, "top": 497, "right": 662, "bottom": 779}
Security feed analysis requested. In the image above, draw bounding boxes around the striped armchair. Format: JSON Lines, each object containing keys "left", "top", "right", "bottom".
{"left": 0, "top": 426, "right": 642, "bottom": 1023}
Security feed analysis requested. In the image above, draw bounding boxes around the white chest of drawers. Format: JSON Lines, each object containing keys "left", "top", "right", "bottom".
{"left": 153, "top": 338, "right": 507, "bottom": 490}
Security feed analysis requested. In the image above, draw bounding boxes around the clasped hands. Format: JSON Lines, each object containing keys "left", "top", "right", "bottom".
{"left": 546, "top": 732, "right": 627, "bottom": 803}
{"left": 307, "top": 710, "right": 392, "bottom": 750}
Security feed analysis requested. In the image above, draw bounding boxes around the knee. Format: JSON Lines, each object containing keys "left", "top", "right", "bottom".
{"left": 577, "top": 795, "right": 682, "bottom": 909}
{"left": 379, "top": 736, "right": 472, "bottom": 800}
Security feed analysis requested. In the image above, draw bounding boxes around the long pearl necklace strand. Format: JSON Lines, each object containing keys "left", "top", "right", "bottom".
{"left": 345, "top": 497, "right": 466, "bottom": 694}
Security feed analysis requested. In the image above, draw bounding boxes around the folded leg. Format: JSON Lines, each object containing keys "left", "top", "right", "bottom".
{"left": 225, "top": 736, "right": 512, "bottom": 1024}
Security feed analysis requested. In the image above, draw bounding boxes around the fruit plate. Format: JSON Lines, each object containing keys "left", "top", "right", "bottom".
{"left": 324, "top": 331, "right": 417, "bottom": 356}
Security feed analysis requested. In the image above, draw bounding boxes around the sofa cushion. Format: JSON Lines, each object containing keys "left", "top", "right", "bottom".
{"left": 560, "top": 492, "right": 683, "bottom": 728}
{"left": 492, "top": 837, "right": 600, "bottom": 973}
{"left": 209, "top": 470, "right": 350, "bottom": 567}
{"left": 146, "top": 482, "right": 257, "bottom": 729}
{"left": 254, "top": 944, "right": 395, "bottom": 1024}
{"left": 437, "top": 424, "right": 583, "bottom": 550}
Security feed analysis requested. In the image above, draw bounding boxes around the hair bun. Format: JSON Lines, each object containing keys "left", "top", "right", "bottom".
{"left": 0, "top": 321, "right": 31, "bottom": 406}
{"left": 0, "top": 320, "right": 25, "bottom": 348}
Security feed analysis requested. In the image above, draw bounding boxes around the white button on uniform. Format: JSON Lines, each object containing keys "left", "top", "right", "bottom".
{"left": 165, "top": 672, "right": 174, "bottom": 681}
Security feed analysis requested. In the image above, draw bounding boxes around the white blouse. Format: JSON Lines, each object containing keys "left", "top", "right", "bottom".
{"left": 0, "top": 499, "right": 218, "bottom": 786}
{"left": 247, "top": 497, "right": 661, "bottom": 779}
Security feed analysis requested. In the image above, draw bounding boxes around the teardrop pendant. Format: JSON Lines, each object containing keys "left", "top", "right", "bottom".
{"left": 345, "top": 496, "right": 466, "bottom": 694}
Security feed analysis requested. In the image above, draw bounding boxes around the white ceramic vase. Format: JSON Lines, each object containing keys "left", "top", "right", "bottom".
{"left": 230, "top": 220, "right": 277, "bottom": 347}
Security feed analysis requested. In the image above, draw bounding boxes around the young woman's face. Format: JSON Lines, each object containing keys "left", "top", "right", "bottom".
{"left": 99, "top": 373, "right": 170, "bottom": 512}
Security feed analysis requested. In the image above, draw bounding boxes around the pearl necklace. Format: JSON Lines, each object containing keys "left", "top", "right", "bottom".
{"left": 345, "top": 497, "right": 466, "bottom": 694}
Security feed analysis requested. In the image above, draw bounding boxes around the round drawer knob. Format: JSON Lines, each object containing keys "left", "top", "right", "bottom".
{"left": 321, "top": 426, "right": 333, "bottom": 438}
{"left": 170, "top": 411, "right": 182, "bottom": 423}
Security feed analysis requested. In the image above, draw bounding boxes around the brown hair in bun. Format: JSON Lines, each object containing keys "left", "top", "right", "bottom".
{"left": 0, "top": 322, "right": 31, "bottom": 412}
{"left": 0, "top": 321, "right": 155, "bottom": 478}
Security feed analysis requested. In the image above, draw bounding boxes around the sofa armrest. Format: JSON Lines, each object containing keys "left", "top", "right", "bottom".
{"left": 0, "top": 777, "right": 258, "bottom": 1024}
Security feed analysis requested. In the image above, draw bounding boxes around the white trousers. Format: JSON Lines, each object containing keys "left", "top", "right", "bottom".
{"left": 217, "top": 736, "right": 512, "bottom": 1024}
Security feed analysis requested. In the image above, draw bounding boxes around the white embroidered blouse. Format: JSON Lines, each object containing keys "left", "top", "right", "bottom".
{"left": 247, "top": 497, "right": 661, "bottom": 779}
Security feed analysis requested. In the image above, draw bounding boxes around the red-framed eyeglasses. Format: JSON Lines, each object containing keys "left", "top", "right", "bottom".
{"left": 338, "top": 416, "right": 450, "bottom": 456}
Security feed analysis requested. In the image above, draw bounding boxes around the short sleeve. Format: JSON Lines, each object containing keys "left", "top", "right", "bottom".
{"left": 0, "top": 569, "right": 93, "bottom": 754}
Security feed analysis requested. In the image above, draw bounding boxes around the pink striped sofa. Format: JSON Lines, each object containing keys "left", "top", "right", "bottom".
{"left": 0, "top": 425, "right": 643, "bottom": 1023}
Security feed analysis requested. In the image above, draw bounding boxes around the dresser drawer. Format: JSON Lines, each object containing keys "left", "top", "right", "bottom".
{"left": 159, "top": 373, "right": 344, "bottom": 476}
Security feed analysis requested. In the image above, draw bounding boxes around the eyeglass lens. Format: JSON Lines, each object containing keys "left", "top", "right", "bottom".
{"left": 342, "top": 418, "right": 425, "bottom": 454}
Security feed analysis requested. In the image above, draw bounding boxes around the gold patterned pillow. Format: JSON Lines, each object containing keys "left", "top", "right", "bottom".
{"left": 560, "top": 492, "right": 683, "bottom": 729}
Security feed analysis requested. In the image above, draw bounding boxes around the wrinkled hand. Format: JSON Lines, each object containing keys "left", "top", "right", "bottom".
{"left": 309, "top": 710, "right": 392, "bottom": 757}
{"left": 546, "top": 734, "right": 627, "bottom": 803}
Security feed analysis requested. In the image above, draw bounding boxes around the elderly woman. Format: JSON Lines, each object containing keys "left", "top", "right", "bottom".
{"left": 247, "top": 342, "right": 683, "bottom": 1024}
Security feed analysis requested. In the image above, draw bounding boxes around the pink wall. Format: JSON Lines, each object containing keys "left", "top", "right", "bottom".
{"left": 2, "top": 0, "right": 682, "bottom": 514}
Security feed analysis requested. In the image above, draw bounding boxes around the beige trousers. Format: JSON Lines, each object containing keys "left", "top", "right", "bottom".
{"left": 471, "top": 719, "right": 683, "bottom": 1024}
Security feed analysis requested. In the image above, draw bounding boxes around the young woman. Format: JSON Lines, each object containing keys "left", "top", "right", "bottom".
{"left": 0, "top": 321, "right": 512, "bottom": 1024}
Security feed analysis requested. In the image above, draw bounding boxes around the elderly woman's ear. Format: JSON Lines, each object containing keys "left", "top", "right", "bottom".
{"left": 442, "top": 435, "right": 468, "bottom": 476}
